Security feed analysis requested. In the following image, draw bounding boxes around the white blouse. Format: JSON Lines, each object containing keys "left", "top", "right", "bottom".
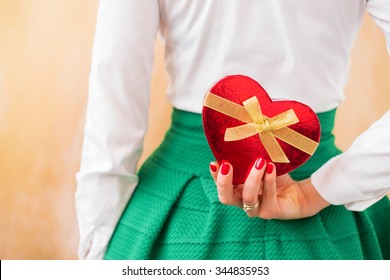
{"left": 75, "top": 0, "right": 390, "bottom": 259}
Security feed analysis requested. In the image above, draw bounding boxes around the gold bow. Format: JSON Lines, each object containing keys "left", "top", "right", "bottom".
{"left": 203, "top": 92, "right": 319, "bottom": 163}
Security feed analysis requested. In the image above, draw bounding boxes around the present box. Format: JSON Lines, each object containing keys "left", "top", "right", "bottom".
{"left": 202, "top": 75, "right": 321, "bottom": 185}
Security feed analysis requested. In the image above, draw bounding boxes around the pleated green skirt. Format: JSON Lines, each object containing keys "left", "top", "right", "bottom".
{"left": 105, "top": 108, "right": 390, "bottom": 260}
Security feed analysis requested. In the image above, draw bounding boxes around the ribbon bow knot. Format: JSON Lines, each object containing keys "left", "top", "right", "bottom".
{"left": 254, "top": 121, "right": 270, "bottom": 133}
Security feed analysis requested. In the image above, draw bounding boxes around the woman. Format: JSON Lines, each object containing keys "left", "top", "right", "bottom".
{"left": 76, "top": 0, "right": 390, "bottom": 259}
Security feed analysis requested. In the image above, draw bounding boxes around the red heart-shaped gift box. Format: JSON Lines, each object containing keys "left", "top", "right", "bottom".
{"left": 202, "top": 75, "right": 320, "bottom": 185}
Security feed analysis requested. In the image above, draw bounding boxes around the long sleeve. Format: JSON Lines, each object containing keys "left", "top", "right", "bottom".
{"left": 312, "top": 110, "right": 390, "bottom": 210}
{"left": 367, "top": 0, "right": 390, "bottom": 52}
{"left": 312, "top": 0, "right": 390, "bottom": 211}
{"left": 75, "top": 0, "right": 159, "bottom": 259}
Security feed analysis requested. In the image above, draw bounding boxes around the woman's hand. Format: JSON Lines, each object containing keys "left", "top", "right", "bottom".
{"left": 209, "top": 159, "right": 330, "bottom": 220}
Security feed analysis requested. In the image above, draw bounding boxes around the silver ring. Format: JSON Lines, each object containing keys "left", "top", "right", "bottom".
{"left": 243, "top": 201, "right": 259, "bottom": 212}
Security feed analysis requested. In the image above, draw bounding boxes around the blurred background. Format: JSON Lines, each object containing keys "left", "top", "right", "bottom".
{"left": 0, "top": 1, "right": 390, "bottom": 259}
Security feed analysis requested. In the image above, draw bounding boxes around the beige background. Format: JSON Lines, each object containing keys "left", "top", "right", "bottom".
{"left": 0, "top": 1, "right": 389, "bottom": 259}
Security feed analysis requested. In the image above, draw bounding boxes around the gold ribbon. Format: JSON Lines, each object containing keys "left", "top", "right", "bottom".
{"left": 203, "top": 92, "right": 319, "bottom": 163}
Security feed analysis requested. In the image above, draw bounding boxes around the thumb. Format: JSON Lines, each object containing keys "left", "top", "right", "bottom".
{"left": 276, "top": 173, "right": 294, "bottom": 186}
{"left": 275, "top": 173, "right": 294, "bottom": 188}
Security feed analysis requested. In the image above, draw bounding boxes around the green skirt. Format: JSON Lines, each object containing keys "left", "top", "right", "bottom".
{"left": 105, "top": 108, "right": 390, "bottom": 260}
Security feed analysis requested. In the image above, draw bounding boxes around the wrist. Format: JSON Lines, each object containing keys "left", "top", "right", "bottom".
{"left": 301, "top": 178, "right": 331, "bottom": 216}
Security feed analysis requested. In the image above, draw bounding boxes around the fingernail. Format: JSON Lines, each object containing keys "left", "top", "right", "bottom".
{"left": 221, "top": 163, "right": 230, "bottom": 175}
{"left": 255, "top": 158, "right": 265, "bottom": 170}
{"left": 266, "top": 163, "right": 274, "bottom": 174}
{"left": 210, "top": 163, "right": 217, "bottom": 173}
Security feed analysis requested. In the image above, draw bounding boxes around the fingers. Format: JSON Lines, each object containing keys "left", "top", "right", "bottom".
{"left": 211, "top": 161, "right": 242, "bottom": 207}
{"left": 258, "top": 162, "right": 278, "bottom": 219}
{"left": 209, "top": 162, "right": 219, "bottom": 182}
{"left": 242, "top": 157, "right": 266, "bottom": 217}
{"left": 211, "top": 160, "right": 312, "bottom": 220}
{"left": 210, "top": 159, "right": 280, "bottom": 218}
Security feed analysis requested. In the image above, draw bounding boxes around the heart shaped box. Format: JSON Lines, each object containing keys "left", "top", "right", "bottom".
{"left": 202, "top": 75, "right": 321, "bottom": 185}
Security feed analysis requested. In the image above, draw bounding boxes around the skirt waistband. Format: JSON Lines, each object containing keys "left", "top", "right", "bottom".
{"left": 148, "top": 108, "right": 341, "bottom": 180}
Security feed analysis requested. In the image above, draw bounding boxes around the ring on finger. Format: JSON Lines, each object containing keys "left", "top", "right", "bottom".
{"left": 243, "top": 201, "right": 259, "bottom": 212}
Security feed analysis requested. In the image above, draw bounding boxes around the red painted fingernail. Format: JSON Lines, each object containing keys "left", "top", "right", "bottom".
{"left": 255, "top": 158, "right": 265, "bottom": 170}
{"left": 221, "top": 163, "right": 230, "bottom": 175}
{"left": 210, "top": 163, "right": 217, "bottom": 172}
{"left": 266, "top": 163, "right": 274, "bottom": 174}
